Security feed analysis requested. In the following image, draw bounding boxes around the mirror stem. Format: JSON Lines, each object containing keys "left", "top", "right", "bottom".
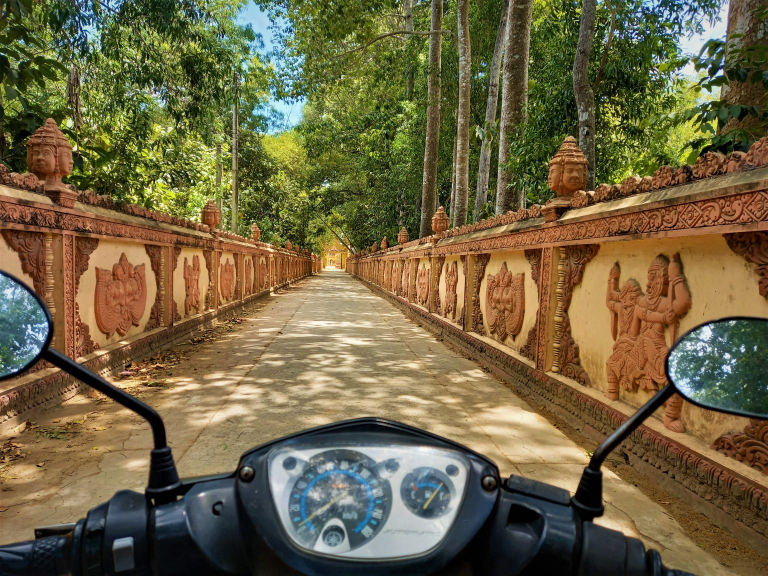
{"left": 571, "top": 384, "right": 675, "bottom": 520}
{"left": 44, "top": 348, "right": 181, "bottom": 501}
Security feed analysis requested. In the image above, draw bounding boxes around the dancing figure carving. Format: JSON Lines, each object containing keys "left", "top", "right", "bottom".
{"left": 220, "top": 259, "right": 235, "bottom": 301}
{"left": 605, "top": 254, "right": 692, "bottom": 432}
{"left": 416, "top": 263, "right": 430, "bottom": 306}
{"left": 485, "top": 263, "right": 525, "bottom": 341}
{"left": 183, "top": 255, "right": 201, "bottom": 316}
{"left": 94, "top": 253, "right": 147, "bottom": 337}
{"left": 444, "top": 261, "right": 459, "bottom": 320}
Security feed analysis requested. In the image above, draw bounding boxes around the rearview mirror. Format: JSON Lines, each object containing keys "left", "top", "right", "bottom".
{"left": 667, "top": 317, "right": 768, "bottom": 419}
{"left": 0, "top": 270, "right": 53, "bottom": 381}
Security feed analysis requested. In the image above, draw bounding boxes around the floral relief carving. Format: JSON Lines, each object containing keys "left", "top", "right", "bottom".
{"left": 391, "top": 260, "right": 400, "bottom": 294}
{"left": 184, "top": 255, "right": 202, "bottom": 316}
{"left": 714, "top": 420, "right": 768, "bottom": 476}
{"left": 203, "top": 250, "right": 214, "bottom": 309}
{"left": 94, "top": 253, "right": 148, "bottom": 338}
{"left": 724, "top": 231, "right": 768, "bottom": 298}
{"left": 433, "top": 256, "right": 445, "bottom": 312}
{"left": 170, "top": 247, "right": 181, "bottom": 322}
{"left": 220, "top": 258, "right": 235, "bottom": 302}
{"left": 553, "top": 245, "right": 599, "bottom": 386}
{"left": 1, "top": 229, "right": 46, "bottom": 297}
{"left": 485, "top": 263, "right": 525, "bottom": 342}
{"left": 605, "top": 254, "right": 692, "bottom": 433}
{"left": 251, "top": 255, "right": 259, "bottom": 294}
{"left": 520, "top": 249, "right": 541, "bottom": 362}
{"left": 260, "top": 256, "right": 268, "bottom": 290}
{"left": 472, "top": 254, "right": 491, "bottom": 334}
{"left": 144, "top": 245, "right": 164, "bottom": 331}
{"left": 443, "top": 260, "right": 459, "bottom": 321}
{"left": 244, "top": 257, "right": 253, "bottom": 297}
{"left": 75, "top": 237, "right": 99, "bottom": 356}
{"left": 416, "top": 263, "right": 430, "bottom": 307}
{"left": 400, "top": 260, "right": 410, "bottom": 299}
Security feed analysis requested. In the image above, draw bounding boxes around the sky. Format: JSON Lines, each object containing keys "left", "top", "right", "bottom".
{"left": 238, "top": 2, "right": 731, "bottom": 132}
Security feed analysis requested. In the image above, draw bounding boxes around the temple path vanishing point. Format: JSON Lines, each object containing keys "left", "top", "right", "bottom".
{"left": 0, "top": 270, "right": 750, "bottom": 575}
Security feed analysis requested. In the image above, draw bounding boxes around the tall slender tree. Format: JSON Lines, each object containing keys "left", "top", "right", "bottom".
{"left": 453, "top": 0, "right": 472, "bottom": 227}
{"left": 419, "top": 0, "right": 445, "bottom": 237}
{"left": 475, "top": 0, "right": 509, "bottom": 222}
{"left": 496, "top": 0, "right": 534, "bottom": 214}
{"left": 573, "top": 0, "right": 597, "bottom": 190}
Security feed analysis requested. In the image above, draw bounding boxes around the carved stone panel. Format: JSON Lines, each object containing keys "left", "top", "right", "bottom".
{"left": 220, "top": 258, "right": 235, "bottom": 302}
{"left": 260, "top": 256, "right": 268, "bottom": 290}
{"left": 472, "top": 254, "right": 491, "bottom": 334}
{"left": 184, "top": 255, "right": 201, "bottom": 316}
{"left": 416, "top": 262, "right": 430, "bottom": 307}
{"left": 244, "top": 257, "right": 253, "bottom": 297}
{"left": 144, "top": 245, "right": 164, "bottom": 331}
{"left": 171, "top": 247, "right": 181, "bottom": 322}
{"left": 714, "top": 420, "right": 768, "bottom": 476}
{"left": 553, "top": 245, "right": 599, "bottom": 386}
{"left": 1, "top": 229, "right": 46, "bottom": 298}
{"left": 433, "top": 256, "right": 445, "bottom": 313}
{"left": 725, "top": 231, "right": 768, "bottom": 298}
{"left": 400, "top": 260, "right": 410, "bottom": 299}
{"left": 203, "top": 250, "right": 214, "bottom": 310}
{"left": 75, "top": 237, "right": 99, "bottom": 356}
{"left": 604, "top": 253, "right": 692, "bottom": 433}
{"left": 485, "top": 262, "right": 525, "bottom": 342}
{"left": 520, "top": 249, "right": 541, "bottom": 362}
{"left": 391, "top": 260, "right": 400, "bottom": 294}
{"left": 94, "top": 253, "right": 148, "bottom": 338}
{"left": 443, "top": 261, "right": 459, "bottom": 321}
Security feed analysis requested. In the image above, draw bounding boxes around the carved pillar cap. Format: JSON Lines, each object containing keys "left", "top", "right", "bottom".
{"left": 432, "top": 206, "right": 450, "bottom": 234}
{"left": 381, "top": 236, "right": 389, "bottom": 250}
{"left": 372, "top": 242, "right": 378, "bottom": 253}
{"left": 251, "top": 222, "right": 261, "bottom": 241}
{"left": 201, "top": 200, "right": 221, "bottom": 229}
{"left": 285, "top": 240, "right": 292, "bottom": 250}
{"left": 398, "top": 226, "right": 409, "bottom": 245}
{"left": 542, "top": 197, "right": 572, "bottom": 222}
{"left": 549, "top": 136, "right": 588, "bottom": 197}
{"left": 27, "top": 118, "right": 77, "bottom": 206}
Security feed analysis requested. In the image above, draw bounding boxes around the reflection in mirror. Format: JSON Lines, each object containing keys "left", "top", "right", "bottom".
{"left": 0, "top": 272, "right": 51, "bottom": 380}
{"left": 667, "top": 318, "right": 768, "bottom": 419}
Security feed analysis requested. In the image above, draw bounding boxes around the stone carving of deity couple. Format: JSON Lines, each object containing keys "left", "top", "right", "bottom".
{"left": 605, "top": 253, "right": 692, "bottom": 433}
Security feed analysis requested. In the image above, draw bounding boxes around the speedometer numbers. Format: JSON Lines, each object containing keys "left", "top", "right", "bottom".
{"left": 401, "top": 467, "right": 454, "bottom": 519}
{"left": 288, "top": 449, "right": 392, "bottom": 550}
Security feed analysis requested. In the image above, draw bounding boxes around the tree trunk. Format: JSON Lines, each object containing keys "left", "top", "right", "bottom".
{"left": 419, "top": 0, "right": 444, "bottom": 238}
{"left": 573, "top": 0, "right": 597, "bottom": 190}
{"left": 474, "top": 0, "right": 509, "bottom": 222}
{"left": 495, "top": 0, "right": 534, "bottom": 215}
{"left": 453, "top": 0, "right": 472, "bottom": 228}
{"left": 404, "top": 0, "right": 415, "bottom": 100}
{"left": 449, "top": 133, "right": 458, "bottom": 226}
{"left": 722, "top": 0, "right": 768, "bottom": 139}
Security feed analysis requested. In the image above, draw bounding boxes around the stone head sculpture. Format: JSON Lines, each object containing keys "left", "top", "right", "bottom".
{"left": 548, "top": 136, "right": 588, "bottom": 197}
{"left": 27, "top": 118, "right": 73, "bottom": 191}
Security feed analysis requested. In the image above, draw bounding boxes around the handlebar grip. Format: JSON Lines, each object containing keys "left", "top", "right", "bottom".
{"left": 0, "top": 536, "right": 72, "bottom": 576}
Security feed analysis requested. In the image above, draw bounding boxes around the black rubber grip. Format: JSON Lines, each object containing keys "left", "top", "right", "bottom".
{"left": 0, "top": 536, "right": 67, "bottom": 576}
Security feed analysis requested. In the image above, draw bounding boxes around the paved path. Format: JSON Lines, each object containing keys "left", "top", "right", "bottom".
{"left": 0, "top": 270, "right": 735, "bottom": 574}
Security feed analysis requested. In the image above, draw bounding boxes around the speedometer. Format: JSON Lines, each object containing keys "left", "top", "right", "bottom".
{"left": 287, "top": 449, "right": 392, "bottom": 550}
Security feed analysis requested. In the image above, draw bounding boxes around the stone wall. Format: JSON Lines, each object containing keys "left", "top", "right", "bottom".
{"left": 349, "top": 145, "right": 768, "bottom": 548}
{"left": 0, "top": 182, "right": 317, "bottom": 432}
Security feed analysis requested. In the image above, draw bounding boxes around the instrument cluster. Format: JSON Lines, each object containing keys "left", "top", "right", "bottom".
{"left": 267, "top": 443, "right": 470, "bottom": 559}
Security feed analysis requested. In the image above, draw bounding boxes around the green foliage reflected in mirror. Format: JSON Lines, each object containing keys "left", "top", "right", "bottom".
{"left": 0, "top": 272, "right": 52, "bottom": 381}
{"left": 667, "top": 318, "right": 768, "bottom": 419}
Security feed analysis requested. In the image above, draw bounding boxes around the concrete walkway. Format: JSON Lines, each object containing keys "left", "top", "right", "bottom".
{"left": 0, "top": 270, "right": 735, "bottom": 574}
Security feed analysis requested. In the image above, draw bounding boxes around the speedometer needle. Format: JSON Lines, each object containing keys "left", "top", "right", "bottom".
{"left": 423, "top": 483, "right": 444, "bottom": 510}
{"left": 299, "top": 492, "right": 348, "bottom": 527}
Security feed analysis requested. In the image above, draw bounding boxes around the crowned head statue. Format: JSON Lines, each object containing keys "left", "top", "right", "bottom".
{"left": 548, "top": 136, "right": 588, "bottom": 197}
{"left": 27, "top": 119, "right": 73, "bottom": 190}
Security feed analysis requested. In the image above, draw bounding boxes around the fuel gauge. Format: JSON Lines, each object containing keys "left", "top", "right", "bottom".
{"left": 400, "top": 467, "right": 453, "bottom": 519}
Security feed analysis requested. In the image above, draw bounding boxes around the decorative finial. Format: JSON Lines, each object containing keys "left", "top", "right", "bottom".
{"left": 397, "top": 226, "right": 409, "bottom": 245}
{"left": 548, "top": 136, "right": 588, "bottom": 197}
{"left": 431, "top": 206, "right": 450, "bottom": 234}
{"left": 381, "top": 236, "right": 389, "bottom": 250}
{"left": 250, "top": 222, "right": 261, "bottom": 241}
{"left": 26, "top": 118, "right": 76, "bottom": 206}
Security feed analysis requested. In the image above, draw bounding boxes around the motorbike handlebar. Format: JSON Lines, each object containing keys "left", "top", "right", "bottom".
{"left": 0, "top": 534, "right": 78, "bottom": 576}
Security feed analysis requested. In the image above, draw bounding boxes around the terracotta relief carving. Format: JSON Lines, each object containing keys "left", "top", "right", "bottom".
{"left": 472, "top": 254, "right": 491, "bottom": 334}
{"left": 1, "top": 230, "right": 46, "bottom": 297}
{"left": 520, "top": 249, "right": 541, "bottom": 362}
{"left": 391, "top": 260, "right": 400, "bottom": 293}
{"left": 94, "top": 253, "right": 148, "bottom": 338}
{"left": 552, "top": 245, "right": 599, "bottom": 386}
{"left": 400, "top": 260, "right": 410, "bottom": 298}
{"left": 63, "top": 235, "right": 76, "bottom": 357}
{"left": 171, "top": 247, "right": 181, "bottom": 322}
{"left": 144, "top": 245, "right": 164, "bottom": 331}
{"left": 220, "top": 258, "right": 235, "bottom": 301}
{"left": 244, "top": 257, "right": 253, "bottom": 297}
{"left": 605, "top": 254, "right": 692, "bottom": 433}
{"left": 26, "top": 118, "right": 76, "bottom": 207}
{"left": 724, "top": 231, "right": 768, "bottom": 298}
{"left": 203, "top": 250, "right": 214, "bottom": 309}
{"left": 251, "top": 255, "right": 258, "bottom": 294}
{"left": 443, "top": 260, "right": 459, "bottom": 321}
{"left": 184, "top": 255, "right": 202, "bottom": 316}
{"left": 535, "top": 248, "right": 553, "bottom": 371}
{"left": 416, "top": 263, "right": 430, "bottom": 307}
{"left": 485, "top": 262, "right": 525, "bottom": 343}
{"left": 75, "top": 237, "right": 99, "bottom": 356}
{"left": 460, "top": 255, "right": 468, "bottom": 329}
{"left": 433, "top": 256, "right": 446, "bottom": 312}
{"left": 714, "top": 419, "right": 768, "bottom": 476}
{"left": 260, "top": 257, "right": 268, "bottom": 290}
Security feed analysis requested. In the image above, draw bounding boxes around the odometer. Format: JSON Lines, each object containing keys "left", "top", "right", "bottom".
{"left": 288, "top": 449, "right": 391, "bottom": 550}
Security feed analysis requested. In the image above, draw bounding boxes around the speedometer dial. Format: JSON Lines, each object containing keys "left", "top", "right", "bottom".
{"left": 288, "top": 449, "right": 391, "bottom": 550}
{"left": 401, "top": 467, "right": 453, "bottom": 518}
